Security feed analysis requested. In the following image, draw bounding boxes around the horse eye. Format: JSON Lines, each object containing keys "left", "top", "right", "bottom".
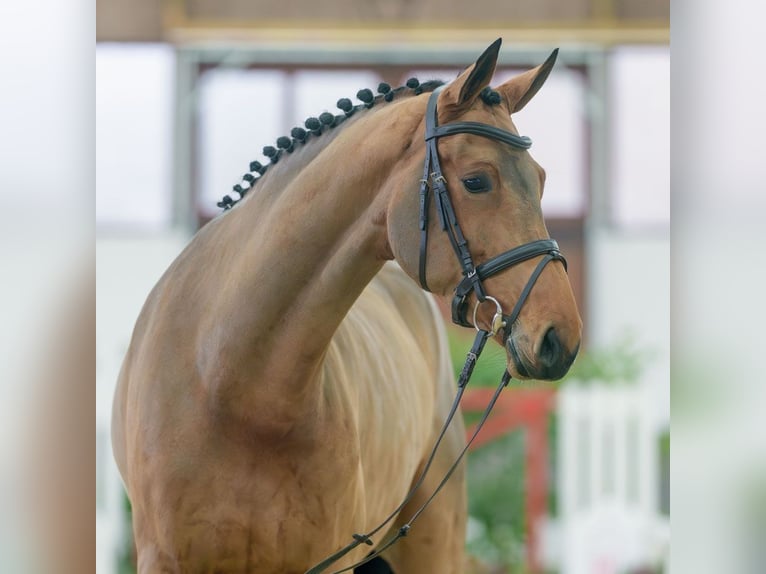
{"left": 462, "top": 175, "right": 491, "bottom": 194}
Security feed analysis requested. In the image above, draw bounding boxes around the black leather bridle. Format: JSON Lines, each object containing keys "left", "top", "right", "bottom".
{"left": 306, "top": 86, "right": 569, "bottom": 574}
{"left": 418, "top": 85, "right": 567, "bottom": 332}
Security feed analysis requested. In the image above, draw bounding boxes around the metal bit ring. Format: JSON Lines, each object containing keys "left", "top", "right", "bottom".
{"left": 473, "top": 296, "right": 506, "bottom": 336}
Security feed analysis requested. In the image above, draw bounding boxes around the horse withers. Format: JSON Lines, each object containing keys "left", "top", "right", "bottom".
{"left": 112, "top": 38, "right": 581, "bottom": 573}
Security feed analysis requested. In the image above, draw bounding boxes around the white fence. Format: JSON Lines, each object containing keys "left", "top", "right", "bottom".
{"left": 547, "top": 382, "right": 669, "bottom": 574}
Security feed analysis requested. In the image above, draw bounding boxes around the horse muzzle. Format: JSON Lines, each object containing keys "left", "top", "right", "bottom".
{"left": 506, "top": 326, "right": 579, "bottom": 381}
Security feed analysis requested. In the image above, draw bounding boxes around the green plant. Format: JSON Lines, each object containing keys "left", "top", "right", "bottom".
{"left": 560, "top": 332, "right": 650, "bottom": 386}
{"left": 118, "top": 491, "right": 136, "bottom": 574}
{"left": 466, "top": 431, "right": 527, "bottom": 569}
{"left": 658, "top": 429, "right": 669, "bottom": 517}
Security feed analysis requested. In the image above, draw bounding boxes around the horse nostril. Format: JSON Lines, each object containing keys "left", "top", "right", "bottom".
{"left": 539, "top": 327, "right": 562, "bottom": 369}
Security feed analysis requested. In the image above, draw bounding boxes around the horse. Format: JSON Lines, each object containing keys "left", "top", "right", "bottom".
{"left": 111, "top": 38, "right": 582, "bottom": 574}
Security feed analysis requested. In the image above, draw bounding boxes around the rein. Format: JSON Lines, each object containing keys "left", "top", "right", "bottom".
{"left": 306, "top": 86, "right": 568, "bottom": 574}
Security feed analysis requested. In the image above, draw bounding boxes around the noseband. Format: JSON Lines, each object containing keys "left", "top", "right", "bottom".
{"left": 418, "top": 85, "right": 566, "bottom": 333}
{"left": 306, "top": 86, "right": 570, "bottom": 574}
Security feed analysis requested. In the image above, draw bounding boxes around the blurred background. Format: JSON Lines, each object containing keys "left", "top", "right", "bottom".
{"left": 96, "top": 1, "right": 669, "bottom": 572}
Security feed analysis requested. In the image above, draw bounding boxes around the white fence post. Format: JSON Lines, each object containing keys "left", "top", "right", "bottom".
{"left": 556, "top": 381, "right": 664, "bottom": 574}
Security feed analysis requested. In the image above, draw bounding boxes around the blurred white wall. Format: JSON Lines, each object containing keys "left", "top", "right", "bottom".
{"left": 96, "top": 44, "right": 175, "bottom": 230}
{"left": 588, "top": 230, "right": 670, "bottom": 429}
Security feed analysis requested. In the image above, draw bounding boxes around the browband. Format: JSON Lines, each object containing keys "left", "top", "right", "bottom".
{"left": 426, "top": 122, "right": 532, "bottom": 149}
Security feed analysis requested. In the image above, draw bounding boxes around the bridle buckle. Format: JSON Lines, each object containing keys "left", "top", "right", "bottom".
{"left": 430, "top": 173, "right": 446, "bottom": 185}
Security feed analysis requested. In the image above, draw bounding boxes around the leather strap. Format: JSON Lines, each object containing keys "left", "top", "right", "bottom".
{"left": 418, "top": 86, "right": 485, "bottom": 301}
{"left": 451, "top": 239, "right": 566, "bottom": 327}
{"left": 502, "top": 253, "right": 560, "bottom": 328}
{"left": 426, "top": 122, "right": 532, "bottom": 149}
{"left": 417, "top": 154, "right": 432, "bottom": 290}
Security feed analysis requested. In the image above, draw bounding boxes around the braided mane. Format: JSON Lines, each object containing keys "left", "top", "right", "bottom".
{"left": 218, "top": 79, "right": 503, "bottom": 210}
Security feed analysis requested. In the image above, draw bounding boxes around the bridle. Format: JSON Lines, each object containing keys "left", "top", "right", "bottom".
{"left": 306, "top": 86, "right": 568, "bottom": 574}
{"left": 418, "top": 85, "right": 567, "bottom": 331}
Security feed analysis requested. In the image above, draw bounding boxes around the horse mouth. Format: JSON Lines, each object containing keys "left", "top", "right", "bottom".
{"left": 506, "top": 336, "right": 531, "bottom": 379}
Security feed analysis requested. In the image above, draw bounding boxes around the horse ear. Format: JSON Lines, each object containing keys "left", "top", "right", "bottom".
{"left": 495, "top": 48, "right": 558, "bottom": 113}
{"left": 440, "top": 38, "right": 502, "bottom": 113}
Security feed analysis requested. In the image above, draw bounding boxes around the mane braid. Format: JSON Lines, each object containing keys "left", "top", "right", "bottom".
{"left": 217, "top": 78, "right": 454, "bottom": 210}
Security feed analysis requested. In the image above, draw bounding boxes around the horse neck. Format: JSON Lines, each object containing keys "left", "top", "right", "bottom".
{"left": 206, "top": 98, "right": 424, "bottom": 384}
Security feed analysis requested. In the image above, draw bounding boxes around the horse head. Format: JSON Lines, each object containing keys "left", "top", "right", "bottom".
{"left": 385, "top": 39, "right": 582, "bottom": 381}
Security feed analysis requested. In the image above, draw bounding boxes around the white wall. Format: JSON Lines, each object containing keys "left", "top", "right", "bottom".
{"left": 96, "top": 44, "right": 175, "bottom": 230}
{"left": 587, "top": 229, "right": 670, "bottom": 432}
